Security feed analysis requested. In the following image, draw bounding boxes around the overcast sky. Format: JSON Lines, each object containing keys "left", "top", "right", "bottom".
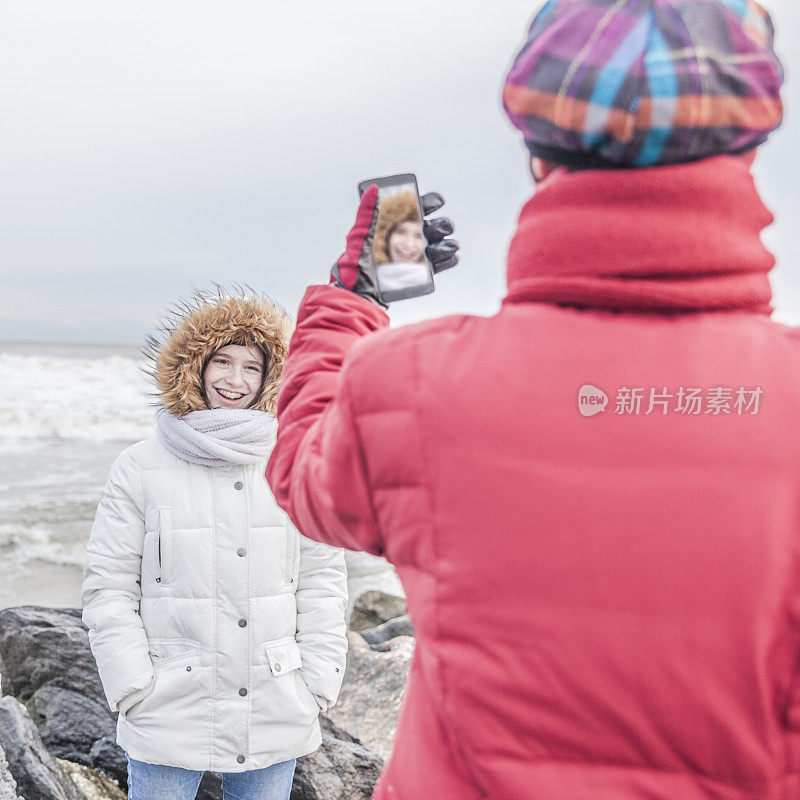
{"left": 2, "top": 1, "right": 798, "bottom": 344}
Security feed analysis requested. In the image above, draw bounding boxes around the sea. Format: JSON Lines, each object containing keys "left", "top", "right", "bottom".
{"left": 0, "top": 341, "right": 402, "bottom": 612}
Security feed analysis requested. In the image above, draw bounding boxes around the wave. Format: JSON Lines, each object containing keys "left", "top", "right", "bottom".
{"left": 0, "top": 352, "right": 155, "bottom": 442}
{"left": 0, "top": 523, "right": 87, "bottom": 568}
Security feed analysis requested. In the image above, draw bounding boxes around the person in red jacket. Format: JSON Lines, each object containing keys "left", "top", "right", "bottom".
{"left": 266, "top": 2, "right": 796, "bottom": 798}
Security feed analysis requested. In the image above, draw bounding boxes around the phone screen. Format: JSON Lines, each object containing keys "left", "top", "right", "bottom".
{"left": 357, "top": 173, "right": 435, "bottom": 305}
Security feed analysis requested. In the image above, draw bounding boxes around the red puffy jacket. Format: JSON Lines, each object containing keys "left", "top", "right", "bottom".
{"left": 267, "top": 156, "right": 800, "bottom": 799}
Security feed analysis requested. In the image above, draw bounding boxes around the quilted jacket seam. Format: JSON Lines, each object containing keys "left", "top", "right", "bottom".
{"left": 208, "top": 465, "right": 217, "bottom": 771}
{"left": 409, "top": 335, "right": 488, "bottom": 797}
{"left": 342, "top": 367, "right": 386, "bottom": 554}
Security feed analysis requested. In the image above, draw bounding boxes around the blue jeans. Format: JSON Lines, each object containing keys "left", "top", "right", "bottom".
{"left": 126, "top": 755, "right": 296, "bottom": 800}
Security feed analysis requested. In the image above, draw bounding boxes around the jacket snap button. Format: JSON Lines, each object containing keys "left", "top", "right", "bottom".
{"left": 237, "top": 548, "right": 246, "bottom": 557}
{"left": 234, "top": 481, "right": 243, "bottom": 490}
{"left": 238, "top": 619, "right": 247, "bottom": 628}
{"left": 237, "top": 755, "right": 245, "bottom": 764}
{"left": 239, "top": 688, "right": 247, "bottom": 696}
{"left": 274, "top": 663, "right": 281, "bottom": 672}
{"left": 186, "top": 666, "right": 192, "bottom": 672}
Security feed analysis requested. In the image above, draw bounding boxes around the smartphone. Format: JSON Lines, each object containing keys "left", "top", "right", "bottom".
{"left": 357, "top": 173, "right": 435, "bottom": 305}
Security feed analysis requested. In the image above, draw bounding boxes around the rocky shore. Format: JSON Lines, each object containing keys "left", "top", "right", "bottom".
{"left": 0, "top": 591, "right": 411, "bottom": 800}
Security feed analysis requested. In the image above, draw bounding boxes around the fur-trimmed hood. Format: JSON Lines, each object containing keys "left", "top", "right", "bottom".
{"left": 145, "top": 289, "right": 294, "bottom": 417}
{"left": 373, "top": 189, "right": 422, "bottom": 266}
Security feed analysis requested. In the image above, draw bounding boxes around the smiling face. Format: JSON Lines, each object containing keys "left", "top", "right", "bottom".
{"left": 202, "top": 344, "right": 265, "bottom": 409}
{"left": 387, "top": 220, "right": 425, "bottom": 263}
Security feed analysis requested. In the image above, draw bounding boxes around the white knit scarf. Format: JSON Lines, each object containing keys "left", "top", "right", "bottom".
{"left": 155, "top": 407, "right": 277, "bottom": 467}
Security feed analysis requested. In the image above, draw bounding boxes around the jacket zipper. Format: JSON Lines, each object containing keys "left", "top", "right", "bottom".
{"left": 156, "top": 531, "right": 162, "bottom": 584}
{"left": 284, "top": 527, "right": 295, "bottom": 584}
{"left": 155, "top": 508, "right": 172, "bottom": 586}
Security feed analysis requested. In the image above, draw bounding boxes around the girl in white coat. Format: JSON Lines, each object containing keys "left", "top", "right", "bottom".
{"left": 82, "top": 290, "right": 348, "bottom": 800}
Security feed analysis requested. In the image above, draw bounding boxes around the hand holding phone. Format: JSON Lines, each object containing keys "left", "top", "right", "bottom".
{"left": 357, "top": 174, "right": 434, "bottom": 305}
{"left": 330, "top": 173, "right": 458, "bottom": 307}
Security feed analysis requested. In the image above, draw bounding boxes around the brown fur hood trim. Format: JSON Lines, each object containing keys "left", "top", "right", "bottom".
{"left": 144, "top": 288, "right": 294, "bottom": 417}
{"left": 373, "top": 189, "right": 421, "bottom": 266}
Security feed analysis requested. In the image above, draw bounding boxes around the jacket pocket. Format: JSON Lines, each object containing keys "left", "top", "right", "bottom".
{"left": 126, "top": 640, "right": 203, "bottom": 720}
{"left": 149, "top": 638, "right": 202, "bottom": 667}
{"left": 155, "top": 507, "right": 173, "bottom": 587}
{"left": 261, "top": 637, "right": 318, "bottom": 720}
{"left": 264, "top": 636, "right": 303, "bottom": 676}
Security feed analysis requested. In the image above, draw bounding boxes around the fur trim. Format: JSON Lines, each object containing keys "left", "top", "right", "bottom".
{"left": 373, "top": 189, "right": 422, "bottom": 266}
{"left": 144, "top": 288, "right": 294, "bottom": 416}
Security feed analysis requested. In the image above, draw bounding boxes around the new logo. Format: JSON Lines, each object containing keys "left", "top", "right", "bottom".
{"left": 578, "top": 385, "right": 608, "bottom": 417}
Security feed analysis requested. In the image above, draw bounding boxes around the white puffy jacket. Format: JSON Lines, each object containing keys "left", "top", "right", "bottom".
{"left": 81, "top": 438, "right": 348, "bottom": 772}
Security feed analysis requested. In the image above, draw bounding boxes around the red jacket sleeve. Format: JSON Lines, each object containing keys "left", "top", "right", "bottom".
{"left": 266, "top": 284, "right": 390, "bottom": 556}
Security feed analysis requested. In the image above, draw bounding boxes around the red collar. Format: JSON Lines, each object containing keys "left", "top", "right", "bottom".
{"left": 504, "top": 156, "right": 775, "bottom": 315}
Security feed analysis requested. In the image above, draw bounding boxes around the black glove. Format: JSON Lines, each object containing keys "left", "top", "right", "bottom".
{"left": 421, "top": 192, "right": 459, "bottom": 274}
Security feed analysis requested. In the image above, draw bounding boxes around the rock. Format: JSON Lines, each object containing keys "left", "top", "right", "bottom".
{"left": 326, "top": 631, "right": 413, "bottom": 760}
{"left": 87, "top": 737, "right": 127, "bottom": 789}
{"left": 34, "top": 686, "right": 116, "bottom": 764}
{"left": 0, "top": 607, "right": 121, "bottom": 780}
{"left": 0, "top": 696, "right": 84, "bottom": 800}
{"left": 348, "top": 592, "right": 407, "bottom": 633}
{"left": 291, "top": 716, "right": 383, "bottom": 800}
{"left": 57, "top": 760, "right": 125, "bottom": 800}
{"left": 359, "top": 615, "right": 414, "bottom": 646}
{"left": 0, "top": 608, "right": 104, "bottom": 703}
{"left": 194, "top": 773, "right": 221, "bottom": 800}
{"left": 0, "top": 745, "right": 20, "bottom": 800}
{"left": 344, "top": 553, "right": 404, "bottom": 621}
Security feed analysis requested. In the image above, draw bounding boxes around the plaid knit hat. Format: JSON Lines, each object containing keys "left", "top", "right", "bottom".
{"left": 503, "top": 0, "right": 783, "bottom": 168}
